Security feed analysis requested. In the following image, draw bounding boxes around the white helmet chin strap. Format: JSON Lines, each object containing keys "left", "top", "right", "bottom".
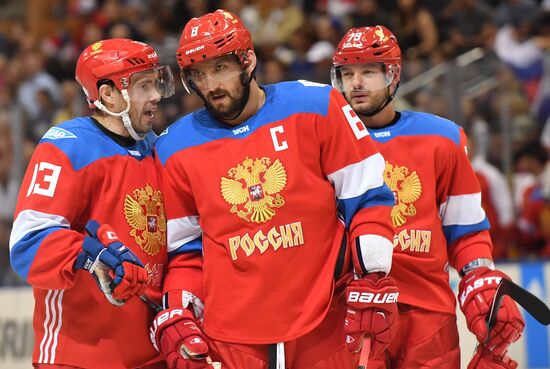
{"left": 93, "top": 89, "right": 146, "bottom": 141}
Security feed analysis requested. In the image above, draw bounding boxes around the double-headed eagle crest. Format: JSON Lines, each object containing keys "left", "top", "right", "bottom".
{"left": 124, "top": 184, "right": 166, "bottom": 256}
{"left": 384, "top": 162, "right": 422, "bottom": 227}
{"left": 221, "top": 157, "right": 287, "bottom": 223}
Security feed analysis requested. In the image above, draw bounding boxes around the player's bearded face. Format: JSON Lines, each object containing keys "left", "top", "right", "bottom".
{"left": 186, "top": 56, "right": 249, "bottom": 120}
{"left": 345, "top": 87, "right": 389, "bottom": 116}
{"left": 203, "top": 77, "right": 247, "bottom": 119}
{"left": 338, "top": 63, "right": 396, "bottom": 115}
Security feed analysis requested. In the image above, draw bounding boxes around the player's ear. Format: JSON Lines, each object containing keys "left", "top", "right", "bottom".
{"left": 243, "top": 49, "right": 256, "bottom": 76}
{"left": 98, "top": 82, "right": 119, "bottom": 108}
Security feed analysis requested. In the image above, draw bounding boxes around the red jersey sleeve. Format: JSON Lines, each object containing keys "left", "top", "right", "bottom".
{"left": 438, "top": 129, "right": 493, "bottom": 272}
{"left": 317, "top": 89, "right": 395, "bottom": 274}
{"left": 10, "top": 143, "right": 87, "bottom": 290}
{"left": 156, "top": 154, "right": 204, "bottom": 300}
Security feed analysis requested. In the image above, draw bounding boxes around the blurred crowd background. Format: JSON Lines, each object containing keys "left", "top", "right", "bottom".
{"left": 0, "top": 0, "right": 550, "bottom": 285}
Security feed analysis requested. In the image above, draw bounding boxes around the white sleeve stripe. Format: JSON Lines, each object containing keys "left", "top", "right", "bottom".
{"left": 10, "top": 210, "right": 70, "bottom": 250}
{"left": 439, "top": 193, "right": 486, "bottom": 226}
{"left": 358, "top": 234, "right": 394, "bottom": 275}
{"left": 327, "top": 153, "right": 386, "bottom": 200}
{"left": 167, "top": 216, "right": 202, "bottom": 253}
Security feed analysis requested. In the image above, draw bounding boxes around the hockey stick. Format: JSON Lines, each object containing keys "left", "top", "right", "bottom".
{"left": 486, "top": 278, "right": 550, "bottom": 331}
{"left": 472, "top": 278, "right": 550, "bottom": 368}
{"left": 139, "top": 294, "right": 163, "bottom": 313}
{"left": 358, "top": 336, "right": 371, "bottom": 369}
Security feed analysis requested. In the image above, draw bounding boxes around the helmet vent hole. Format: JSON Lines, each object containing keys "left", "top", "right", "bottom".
{"left": 215, "top": 32, "right": 235, "bottom": 48}
{"left": 373, "top": 52, "right": 382, "bottom": 56}
{"left": 372, "top": 43, "right": 380, "bottom": 48}
{"left": 127, "top": 58, "right": 146, "bottom": 65}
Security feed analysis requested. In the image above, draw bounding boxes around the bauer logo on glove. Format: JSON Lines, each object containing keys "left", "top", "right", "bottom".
{"left": 348, "top": 291, "right": 399, "bottom": 304}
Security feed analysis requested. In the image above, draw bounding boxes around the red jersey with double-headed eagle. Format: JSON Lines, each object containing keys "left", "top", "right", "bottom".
{"left": 155, "top": 81, "right": 395, "bottom": 344}
{"left": 10, "top": 118, "right": 167, "bottom": 368}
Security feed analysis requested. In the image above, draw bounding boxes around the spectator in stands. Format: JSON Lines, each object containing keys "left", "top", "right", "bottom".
{"left": 350, "top": 0, "right": 394, "bottom": 30}
{"left": 140, "top": 16, "right": 179, "bottom": 67}
{"left": 0, "top": 114, "right": 18, "bottom": 221}
{"left": 494, "top": 0, "right": 538, "bottom": 28}
{"left": 52, "top": 80, "right": 87, "bottom": 125}
{"left": 16, "top": 50, "right": 61, "bottom": 123}
{"left": 392, "top": 0, "right": 439, "bottom": 60}
{"left": 468, "top": 133, "right": 515, "bottom": 259}
{"left": 0, "top": 114, "right": 23, "bottom": 286}
{"left": 240, "top": 0, "right": 305, "bottom": 48}
{"left": 494, "top": 3, "right": 549, "bottom": 104}
{"left": 273, "top": 20, "right": 317, "bottom": 80}
{"left": 514, "top": 142, "right": 549, "bottom": 256}
{"left": 105, "top": 20, "right": 143, "bottom": 40}
{"left": 33, "top": 88, "right": 59, "bottom": 140}
{"left": 439, "top": 0, "right": 493, "bottom": 57}
{"left": 258, "top": 57, "right": 288, "bottom": 84}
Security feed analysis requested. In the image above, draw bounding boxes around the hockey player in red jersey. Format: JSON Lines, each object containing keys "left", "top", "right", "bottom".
{"left": 151, "top": 9, "right": 397, "bottom": 369}
{"left": 9, "top": 38, "right": 175, "bottom": 368}
{"left": 331, "top": 26, "right": 525, "bottom": 369}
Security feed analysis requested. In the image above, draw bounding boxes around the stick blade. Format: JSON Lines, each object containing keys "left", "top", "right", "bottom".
{"left": 487, "top": 278, "right": 550, "bottom": 329}
{"left": 502, "top": 278, "right": 550, "bottom": 325}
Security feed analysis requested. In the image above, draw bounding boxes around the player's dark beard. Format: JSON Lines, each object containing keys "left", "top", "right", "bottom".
{"left": 204, "top": 85, "right": 247, "bottom": 120}
{"left": 349, "top": 86, "right": 394, "bottom": 117}
{"left": 203, "top": 70, "right": 251, "bottom": 122}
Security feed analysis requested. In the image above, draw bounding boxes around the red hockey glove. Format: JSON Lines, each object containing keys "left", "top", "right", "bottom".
{"left": 345, "top": 273, "right": 399, "bottom": 354}
{"left": 458, "top": 267, "right": 524, "bottom": 354}
{"left": 467, "top": 345, "right": 518, "bottom": 369}
{"left": 74, "top": 220, "right": 149, "bottom": 305}
{"left": 150, "top": 308, "right": 213, "bottom": 369}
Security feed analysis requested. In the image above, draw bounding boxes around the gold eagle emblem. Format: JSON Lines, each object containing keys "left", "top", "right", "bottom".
{"left": 124, "top": 184, "right": 166, "bottom": 256}
{"left": 221, "top": 157, "right": 287, "bottom": 223}
{"left": 384, "top": 162, "right": 422, "bottom": 227}
{"left": 375, "top": 27, "right": 389, "bottom": 43}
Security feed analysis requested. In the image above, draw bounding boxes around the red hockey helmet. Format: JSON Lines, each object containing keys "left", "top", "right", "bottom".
{"left": 333, "top": 26, "right": 401, "bottom": 69}
{"left": 332, "top": 26, "right": 401, "bottom": 93}
{"left": 75, "top": 38, "right": 172, "bottom": 106}
{"left": 176, "top": 9, "right": 253, "bottom": 71}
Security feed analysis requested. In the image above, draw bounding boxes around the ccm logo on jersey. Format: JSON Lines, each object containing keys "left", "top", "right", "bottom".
{"left": 459, "top": 276, "right": 502, "bottom": 306}
{"left": 347, "top": 291, "right": 399, "bottom": 304}
{"left": 373, "top": 131, "right": 391, "bottom": 138}
{"left": 232, "top": 125, "right": 249, "bottom": 135}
